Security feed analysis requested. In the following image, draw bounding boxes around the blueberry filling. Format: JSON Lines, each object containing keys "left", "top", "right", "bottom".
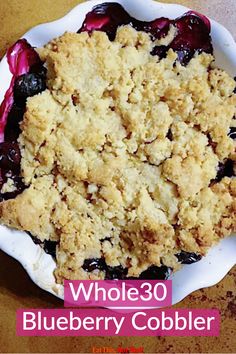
{"left": 43, "top": 240, "right": 57, "bottom": 258}
{"left": 4, "top": 104, "right": 25, "bottom": 141}
{"left": 0, "top": 173, "right": 25, "bottom": 201}
{"left": 30, "top": 235, "right": 57, "bottom": 258}
{"left": 176, "top": 251, "right": 202, "bottom": 264}
{"left": 78, "top": 3, "right": 212, "bottom": 65}
{"left": 0, "top": 39, "right": 47, "bottom": 200}
{"left": 0, "top": 141, "right": 25, "bottom": 201}
{"left": 215, "top": 159, "right": 235, "bottom": 182}
{"left": 166, "top": 128, "right": 173, "bottom": 141}
{"left": 105, "top": 266, "right": 129, "bottom": 280}
{"left": 228, "top": 127, "right": 236, "bottom": 140}
{"left": 0, "top": 142, "right": 21, "bottom": 171}
{"left": 0, "top": 39, "right": 44, "bottom": 144}
{"left": 136, "top": 265, "right": 172, "bottom": 280}
{"left": 82, "top": 258, "right": 107, "bottom": 272}
{"left": 14, "top": 72, "right": 46, "bottom": 106}
{"left": 81, "top": 252, "right": 202, "bottom": 280}
{"left": 30, "top": 63, "right": 47, "bottom": 77}
{"left": 151, "top": 45, "right": 168, "bottom": 60}
{"left": 82, "top": 258, "right": 171, "bottom": 280}
{"left": 79, "top": 2, "right": 135, "bottom": 41}
{"left": 82, "top": 258, "right": 128, "bottom": 279}
{"left": 169, "top": 12, "right": 212, "bottom": 65}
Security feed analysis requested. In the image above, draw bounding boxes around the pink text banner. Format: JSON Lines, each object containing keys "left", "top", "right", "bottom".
{"left": 17, "top": 308, "right": 220, "bottom": 337}
{"left": 64, "top": 280, "right": 172, "bottom": 308}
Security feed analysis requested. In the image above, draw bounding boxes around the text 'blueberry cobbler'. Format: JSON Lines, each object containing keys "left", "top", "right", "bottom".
{"left": 0, "top": 3, "right": 235, "bottom": 281}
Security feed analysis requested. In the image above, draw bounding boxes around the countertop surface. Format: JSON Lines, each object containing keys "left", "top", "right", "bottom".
{"left": 0, "top": 1, "right": 235, "bottom": 353}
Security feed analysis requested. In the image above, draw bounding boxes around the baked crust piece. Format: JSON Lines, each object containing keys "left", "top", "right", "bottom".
{"left": 0, "top": 26, "right": 235, "bottom": 281}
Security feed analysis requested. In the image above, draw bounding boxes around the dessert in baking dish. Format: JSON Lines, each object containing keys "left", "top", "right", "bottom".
{"left": 0, "top": 3, "right": 235, "bottom": 282}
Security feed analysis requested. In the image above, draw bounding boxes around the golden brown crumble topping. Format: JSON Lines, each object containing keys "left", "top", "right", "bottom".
{"left": 0, "top": 26, "right": 235, "bottom": 281}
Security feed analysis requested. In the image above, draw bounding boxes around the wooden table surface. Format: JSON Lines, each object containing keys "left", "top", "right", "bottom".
{"left": 0, "top": 1, "right": 235, "bottom": 353}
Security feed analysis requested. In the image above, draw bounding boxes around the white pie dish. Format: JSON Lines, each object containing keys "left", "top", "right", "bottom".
{"left": 0, "top": 0, "right": 235, "bottom": 305}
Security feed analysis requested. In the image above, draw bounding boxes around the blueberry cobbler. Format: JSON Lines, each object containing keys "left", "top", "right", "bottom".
{"left": 0, "top": 3, "right": 235, "bottom": 282}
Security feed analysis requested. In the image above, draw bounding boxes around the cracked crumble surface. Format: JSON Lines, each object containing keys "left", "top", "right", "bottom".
{"left": 0, "top": 26, "right": 235, "bottom": 281}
